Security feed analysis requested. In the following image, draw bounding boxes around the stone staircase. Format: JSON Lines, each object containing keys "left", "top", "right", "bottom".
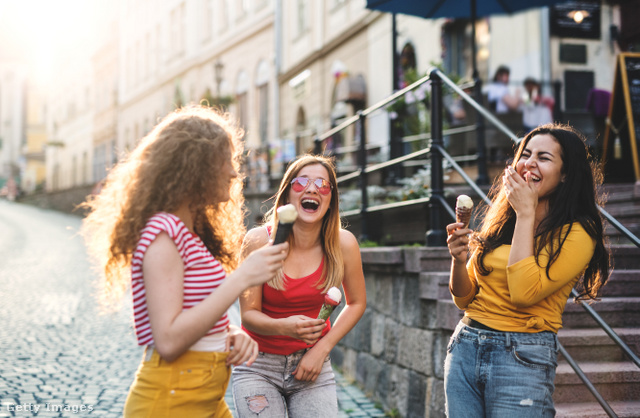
{"left": 419, "top": 182, "right": 640, "bottom": 417}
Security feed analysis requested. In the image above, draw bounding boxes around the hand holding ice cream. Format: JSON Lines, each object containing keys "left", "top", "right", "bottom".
{"left": 317, "top": 287, "right": 342, "bottom": 320}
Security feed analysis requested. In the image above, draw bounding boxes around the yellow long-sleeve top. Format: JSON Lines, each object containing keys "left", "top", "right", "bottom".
{"left": 453, "top": 222, "right": 595, "bottom": 333}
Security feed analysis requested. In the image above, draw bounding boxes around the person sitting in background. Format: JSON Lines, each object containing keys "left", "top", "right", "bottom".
{"left": 487, "top": 65, "right": 521, "bottom": 114}
{"left": 522, "top": 77, "right": 555, "bottom": 133}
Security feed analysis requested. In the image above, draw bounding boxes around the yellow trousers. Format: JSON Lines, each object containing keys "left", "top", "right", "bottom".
{"left": 124, "top": 347, "right": 232, "bottom": 418}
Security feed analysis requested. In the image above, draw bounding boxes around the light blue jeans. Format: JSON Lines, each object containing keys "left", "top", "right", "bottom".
{"left": 232, "top": 349, "right": 337, "bottom": 417}
{"left": 444, "top": 320, "right": 559, "bottom": 418}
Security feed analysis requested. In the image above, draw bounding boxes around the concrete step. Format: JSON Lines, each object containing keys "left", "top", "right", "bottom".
{"left": 606, "top": 225, "right": 640, "bottom": 246}
{"left": 562, "top": 297, "right": 640, "bottom": 329}
{"left": 405, "top": 247, "right": 451, "bottom": 273}
{"left": 604, "top": 204, "right": 640, "bottom": 221}
{"left": 419, "top": 271, "right": 450, "bottom": 300}
{"left": 433, "top": 299, "right": 464, "bottom": 331}
{"left": 558, "top": 328, "right": 640, "bottom": 363}
{"left": 601, "top": 270, "right": 640, "bottom": 297}
{"left": 554, "top": 361, "right": 640, "bottom": 404}
{"left": 555, "top": 401, "right": 640, "bottom": 417}
{"left": 609, "top": 245, "right": 640, "bottom": 270}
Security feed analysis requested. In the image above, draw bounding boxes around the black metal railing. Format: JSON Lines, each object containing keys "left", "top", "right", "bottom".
{"left": 313, "top": 66, "right": 638, "bottom": 418}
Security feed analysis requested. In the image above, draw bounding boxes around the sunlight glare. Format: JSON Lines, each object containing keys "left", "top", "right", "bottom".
{"left": 0, "top": 0, "right": 98, "bottom": 83}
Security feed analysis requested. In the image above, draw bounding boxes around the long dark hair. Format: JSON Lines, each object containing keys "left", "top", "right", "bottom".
{"left": 471, "top": 123, "right": 610, "bottom": 300}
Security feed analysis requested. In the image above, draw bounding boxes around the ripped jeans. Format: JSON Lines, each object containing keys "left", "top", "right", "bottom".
{"left": 231, "top": 349, "right": 337, "bottom": 417}
{"left": 444, "top": 320, "right": 559, "bottom": 418}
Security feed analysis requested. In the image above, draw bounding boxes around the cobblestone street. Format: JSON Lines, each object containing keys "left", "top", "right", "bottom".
{"left": 0, "top": 200, "right": 143, "bottom": 417}
{"left": 0, "top": 200, "right": 386, "bottom": 417}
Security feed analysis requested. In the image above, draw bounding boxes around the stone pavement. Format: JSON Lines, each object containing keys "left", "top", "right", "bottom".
{"left": 0, "top": 200, "right": 386, "bottom": 417}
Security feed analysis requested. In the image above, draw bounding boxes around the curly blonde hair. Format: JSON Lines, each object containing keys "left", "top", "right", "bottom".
{"left": 82, "top": 106, "right": 246, "bottom": 310}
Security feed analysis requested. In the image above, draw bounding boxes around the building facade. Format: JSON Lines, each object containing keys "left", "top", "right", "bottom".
{"left": 0, "top": 63, "right": 27, "bottom": 198}
{"left": 31, "top": 0, "right": 628, "bottom": 197}
{"left": 116, "top": 0, "right": 276, "bottom": 191}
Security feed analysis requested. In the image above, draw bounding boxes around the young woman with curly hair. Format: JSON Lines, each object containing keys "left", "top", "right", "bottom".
{"left": 232, "top": 154, "right": 366, "bottom": 417}
{"left": 444, "top": 123, "right": 610, "bottom": 417}
{"left": 82, "top": 105, "right": 288, "bottom": 417}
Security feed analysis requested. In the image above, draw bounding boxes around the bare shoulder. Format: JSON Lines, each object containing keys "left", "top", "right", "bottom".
{"left": 146, "top": 231, "right": 179, "bottom": 258}
{"left": 339, "top": 229, "right": 360, "bottom": 253}
{"left": 143, "top": 231, "right": 183, "bottom": 274}
{"left": 243, "top": 226, "right": 270, "bottom": 254}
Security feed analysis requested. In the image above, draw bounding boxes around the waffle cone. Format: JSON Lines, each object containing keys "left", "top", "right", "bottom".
{"left": 456, "top": 207, "right": 472, "bottom": 228}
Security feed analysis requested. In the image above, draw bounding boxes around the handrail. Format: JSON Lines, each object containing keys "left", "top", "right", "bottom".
{"left": 402, "top": 124, "right": 477, "bottom": 144}
{"left": 598, "top": 206, "right": 640, "bottom": 248}
{"left": 433, "top": 68, "right": 520, "bottom": 145}
{"left": 435, "top": 144, "right": 492, "bottom": 207}
{"left": 317, "top": 73, "right": 431, "bottom": 143}
{"left": 337, "top": 146, "right": 431, "bottom": 184}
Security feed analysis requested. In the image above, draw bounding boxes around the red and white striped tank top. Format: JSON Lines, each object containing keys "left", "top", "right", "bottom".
{"left": 131, "top": 212, "right": 229, "bottom": 346}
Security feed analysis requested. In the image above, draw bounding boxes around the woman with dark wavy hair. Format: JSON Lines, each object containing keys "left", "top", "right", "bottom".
{"left": 82, "top": 105, "right": 288, "bottom": 417}
{"left": 444, "top": 123, "right": 610, "bottom": 417}
{"left": 232, "top": 154, "right": 366, "bottom": 417}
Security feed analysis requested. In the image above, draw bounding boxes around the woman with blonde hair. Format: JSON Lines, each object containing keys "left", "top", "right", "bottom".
{"left": 82, "top": 105, "right": 288, "bottom": 417}
{"left": 232, "top": 154, "right": 366, "bottom": 417}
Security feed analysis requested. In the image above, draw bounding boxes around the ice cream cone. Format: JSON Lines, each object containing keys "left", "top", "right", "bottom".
{"left": 317, "top": 287, "right": 342, "bottom": 320}
{"left": 272, "top": 204, "right": 297, "bottom": 244}
{"left": 455, "top": 195, "right": 474, "bottom": 228}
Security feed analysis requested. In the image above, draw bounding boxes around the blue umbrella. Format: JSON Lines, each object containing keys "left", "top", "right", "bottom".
{"left": 366, "top": 0, "right": 566, "bottom": 77}
{"left": 366, "top": 0, "right": 565, "bottom": 19}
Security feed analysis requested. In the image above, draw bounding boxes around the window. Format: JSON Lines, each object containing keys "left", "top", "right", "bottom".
{"left": 202, "top": 0, "right": 213, "bottom": 41}
{"left": 82, "top": 151, "right": 88, "bottom": 184}
{"left": 220, "top": 0, "right": 230, "bottom": 31}
{"left": 179, "top": 2, "right": 186, "bottom": 54}
{"left": 94, "top": 144, "right": 105, "bottom": 182}
{"left": 256, "top": 60, "right": 270, "bottom": 147}
{"left": 296, "top": 0, "right": 309, "bottom": 36}
{"left": 441, "top": 20, "right": 472, "bottom": 80}
{"left": 236, "top": 92, "right": 248, "bottom": 130}
{"left": 72, "top": 155, "right": 77, "bottom": 186}
{"left": 135, "top": 40, "right": 141, "bottom": 83}
{"left": 258, "top": 84, "right": 268, "bottom": 146}
{"left": 155, "top": 24, "right": 162, "bottom": 72}
{"left": 237, "top": 0, "right": 250, "bottom": 19}
{"left": 144, "top": 33, "right": 151, "bottom": 78}
{"left": 236, "top": 70, "right": 249, "bottom": 130}
{"left": 295, "top": 107, "right": 307, "bottom": 155}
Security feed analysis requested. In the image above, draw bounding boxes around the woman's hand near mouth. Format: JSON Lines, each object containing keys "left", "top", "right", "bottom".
{"left": 503, "top": 166, "right": 537, "bottom": 216}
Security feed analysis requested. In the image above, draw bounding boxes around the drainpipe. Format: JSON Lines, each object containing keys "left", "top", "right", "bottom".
{"left": 274, "top": 0, "right": 282, "bottom": 177}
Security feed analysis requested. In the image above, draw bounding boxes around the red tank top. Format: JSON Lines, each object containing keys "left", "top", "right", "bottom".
{"left": 242, "top": 258, "right": 332, "bottom": 355}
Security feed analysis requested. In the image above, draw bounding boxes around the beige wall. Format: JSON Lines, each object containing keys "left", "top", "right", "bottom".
{"left": 117, "top": 0, "right": 276, "bottom": 155}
